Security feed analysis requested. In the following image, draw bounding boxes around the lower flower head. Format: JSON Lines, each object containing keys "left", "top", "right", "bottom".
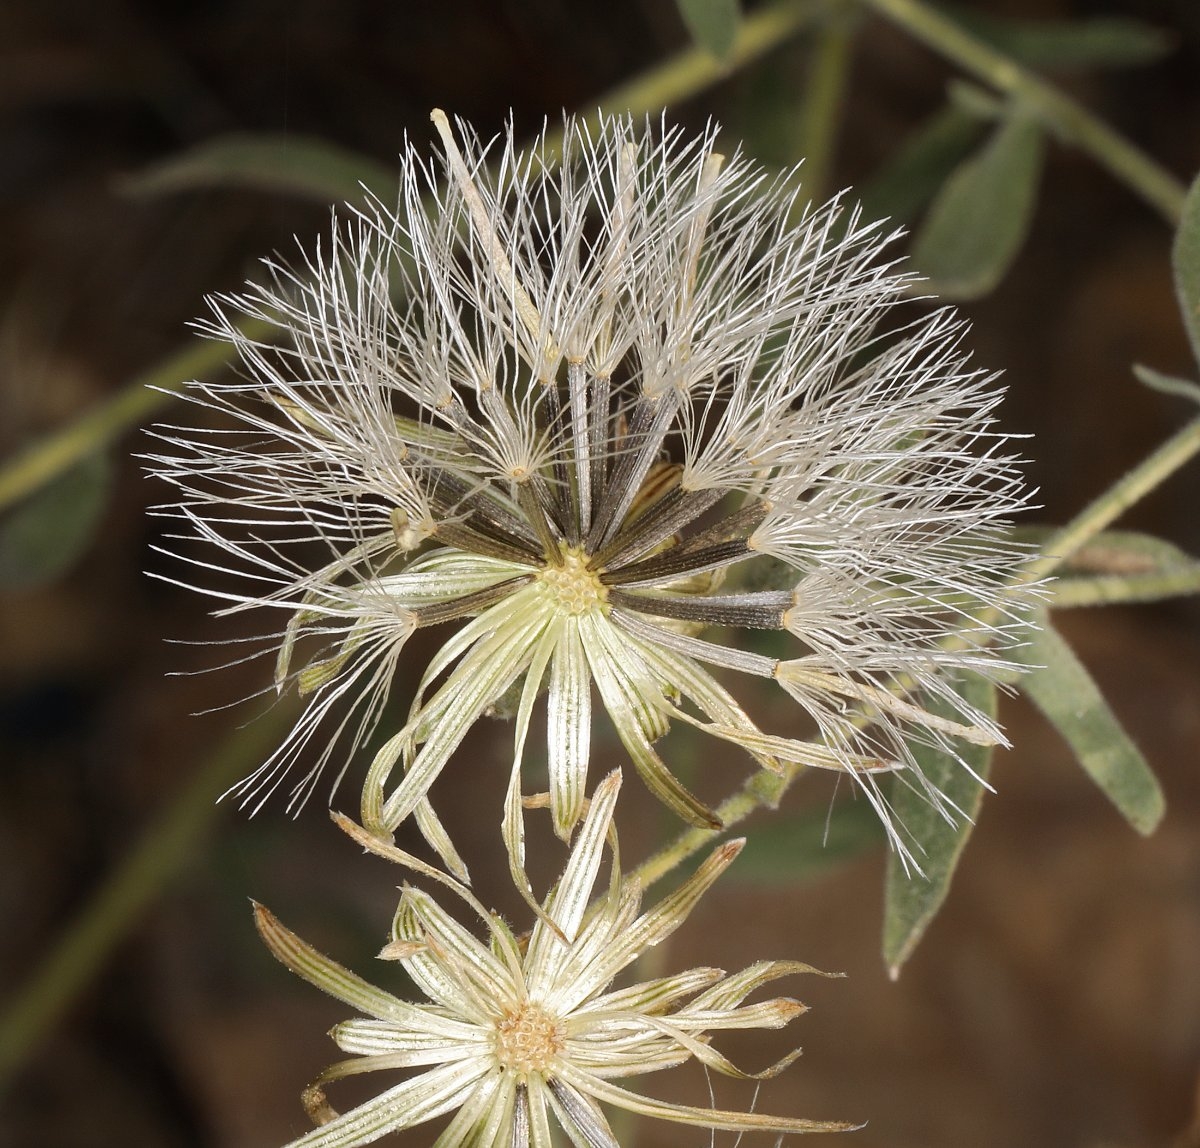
{"left": 254, "top": 771, "right": 854, "bottom": 1148}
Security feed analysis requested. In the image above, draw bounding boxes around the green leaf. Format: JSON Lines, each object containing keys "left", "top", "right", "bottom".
{"left": 0, "top": 451, "right": 113, "bottom": 589}
{"left": 1133, "top": 363, "right": 1200, "bottom": 407}
{"left": 940, "top": 7, "right": 1172, "bottom": 71}
{"left": 910, "top": 108, "right": 1044, "bottom": 299}
{"left": 1172, "top": 170, "right": 1200, "bottom": 367}
{"left": 858, "top": 103, "right": 988, "bottom": 225}
{"left": 1014, "top": 525, "right": 1200, "bottom": 607}
{"left": 945, "top": 79, "right": 1006, "bottom": 122}
{"left": 731, "top": 801, "right": 883, "bottom": 884}
{"left": 675, "top": 0, "right": 741, "bottom": 60}
{"left": 117, "top": 133, "right": 394, "bottom": 204}
{"left": 1014, "top": 619, "right": 1165, "bottom": 836}
{"left": 882, "top": 671, "right": 997, "bottom": 978}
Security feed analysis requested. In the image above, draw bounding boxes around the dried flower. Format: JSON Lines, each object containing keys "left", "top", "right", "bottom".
{"left": 150, "top": 109, "right": 1032, "bottom": 870}
{"left": 254, "top": 771, "right": 852, "bottom": 1147}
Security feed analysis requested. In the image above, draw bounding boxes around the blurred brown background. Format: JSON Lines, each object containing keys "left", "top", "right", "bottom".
{"left": 1, "top": 1, "right": 1198, "bottom": 1146}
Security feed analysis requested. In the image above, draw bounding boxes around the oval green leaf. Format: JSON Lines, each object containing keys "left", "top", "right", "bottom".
{"left": 675, "top": 0, "right": 741, "bottom": 60}
{"left": 1013, "top": 618, "right": 1165, "bottom": 835}
{"left": 910, "top": 109, "right": 1044, "bottom": 300}
{"left": 1172, "top": 170, "right": 1200, "bottom": 367}
{"left": 0, "top": 450, "right": 113, "bottom": 589}
{"left": 882, "top": 671, "right": 997, "bottom": 978}
{"left": 859, "top": 103, "right": 988, "bottom": 226}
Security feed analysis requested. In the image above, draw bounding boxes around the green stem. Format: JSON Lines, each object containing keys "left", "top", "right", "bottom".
{"left": 0, "top": 705, "right": 292, "bottom": 1094}
{"left": 636, "top": 769, "right": 790, "bottom": 889}
{"left": 636, "top": 413, "right": 1200, "bottom": 890}
{"left": 591, "top": 0, "right": 826, "bottom": 130}
{"left": 858, "top": 0, "right": 1186, "bottom": 225}
{"left": 0, "top": 320, "right": 274, "bottom": 515}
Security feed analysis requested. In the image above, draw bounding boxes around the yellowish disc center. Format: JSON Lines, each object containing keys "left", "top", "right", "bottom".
{"left": 494, "top": 1001, "right": 564, "bottom": 1075}
{"left": 538, "top": 547, "right": 607, "bottom": 616}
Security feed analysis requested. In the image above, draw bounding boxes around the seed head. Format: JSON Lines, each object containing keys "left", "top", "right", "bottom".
{"left": 149, "top": 109, "right": 1036, "bottom": 870}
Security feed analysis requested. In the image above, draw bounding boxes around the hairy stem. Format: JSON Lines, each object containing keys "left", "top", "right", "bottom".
{"left": 0, "top": 319, "right": 274, "bottom": 514}
{"left": 1027, "top": 413, "right": 1200, "bottom": 581}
